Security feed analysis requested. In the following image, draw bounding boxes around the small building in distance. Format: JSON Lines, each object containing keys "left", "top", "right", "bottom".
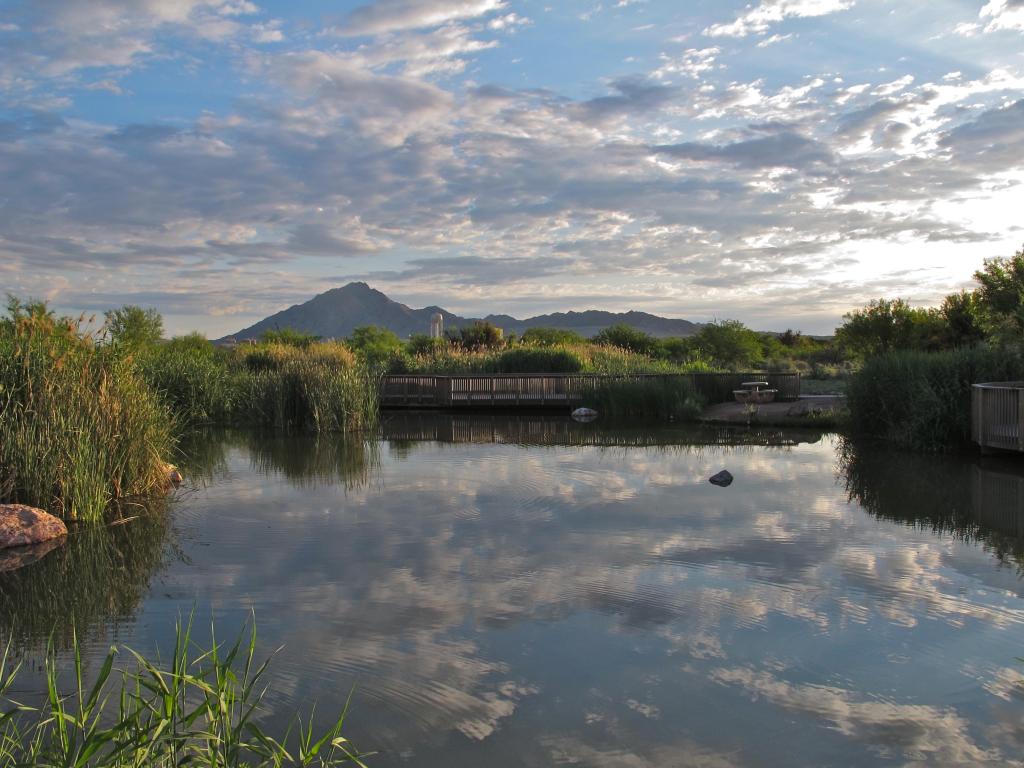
{"left": 430, "top": 313, "right": 444, "bottom": 339}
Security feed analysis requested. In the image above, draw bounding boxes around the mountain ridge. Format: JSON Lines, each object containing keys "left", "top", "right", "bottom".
{"left": 222, "top": 283, "right": 701, "bottom": 341}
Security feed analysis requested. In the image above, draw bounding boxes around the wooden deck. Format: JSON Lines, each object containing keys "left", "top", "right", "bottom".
{"left": 380, "top": 372, "right": 801, "bottom": 409}
{"left": 972, "top": 382, "right": 1024, "bottom": 453}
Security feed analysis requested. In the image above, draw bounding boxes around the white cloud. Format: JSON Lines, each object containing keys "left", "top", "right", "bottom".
{"left": 704, "top": 0, "right": 854, "bottom": 38}
{"left": 338, "top": 0, "right": 506, "bottom": 36}
{"left": 981, "top": 0, "right": 1024, "bottom": 32}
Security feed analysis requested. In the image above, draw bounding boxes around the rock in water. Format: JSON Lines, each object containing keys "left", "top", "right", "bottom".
{"left": 0, "top": 537, "right": 66, "bottom": 573}
{"left": 0, "top": 504, "right": 68, "bottom": 549}
{"left": 572, "top": 407, "right": 598, "bottom": 423}
{"left": 709, "top": 470, "right": 733, "bottom": 487}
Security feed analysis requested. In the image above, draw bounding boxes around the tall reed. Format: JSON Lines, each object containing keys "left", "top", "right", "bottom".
{"left": 845, "top": 346, "right": 1024, "bottom": 451}
{"left": 141, "top": 341, "right": 377, "bottom": 433}
{"left": 579, "top": 377, "right": 704, "bottom": 421}
{"left": 0, "top": 617, "right": 370, "bottom": 767}
{"left": 0, "top": 304, "right": 174, "bottom": 521}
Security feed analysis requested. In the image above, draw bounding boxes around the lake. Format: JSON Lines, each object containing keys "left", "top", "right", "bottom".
{"left": 2, "top": 413, "right": 1023, "bottom": 766}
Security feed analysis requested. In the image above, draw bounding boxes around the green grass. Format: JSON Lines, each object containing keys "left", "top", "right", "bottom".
{"left": 845, "top": 346, "right": 1024, "bottom": 451}
{"left": 0, "top": 305, "right": 175, "bottom": 522}
{"left": 0, "top": 616, "right": 370, "bottom": 767}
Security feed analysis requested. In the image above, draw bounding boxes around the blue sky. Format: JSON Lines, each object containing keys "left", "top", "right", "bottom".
{"left": 2, "top": 0, "right": 1023, "bottom": 335}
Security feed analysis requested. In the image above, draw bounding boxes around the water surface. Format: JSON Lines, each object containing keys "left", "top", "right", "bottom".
{"left": 2, "top": 414, "right": 1023, "bottom": 766}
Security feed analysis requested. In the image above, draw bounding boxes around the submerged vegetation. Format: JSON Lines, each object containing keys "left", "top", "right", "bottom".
{"left": 0, "top": 617, "right": 369, "bottom": 767}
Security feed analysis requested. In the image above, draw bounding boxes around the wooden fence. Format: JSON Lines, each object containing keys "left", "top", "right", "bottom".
{"left": 972, "top": 382, "right": 1024, "bottom": 453}
{"left": 380, "top": 372, "right": 801, "bottom": 409}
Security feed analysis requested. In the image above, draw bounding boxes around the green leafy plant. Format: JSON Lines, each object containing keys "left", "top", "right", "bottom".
{"left": 0, "top": 617, "right": 370, "bottom": 767}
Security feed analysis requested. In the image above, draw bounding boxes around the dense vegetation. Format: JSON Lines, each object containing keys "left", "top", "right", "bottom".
{"left": 368, "top": 319, "right": 842, "bottom": 378}
{"left": 0, "top": 301, "right": 174, "bottom": 522}
{"left": 842, "top": 247, "right": 1024, "bottom": 451}
{"left": 0, "top": 618, "right": 368, "bottom": 767}
{"left": 0, "top": 300, "right": 378, "bottom": 522}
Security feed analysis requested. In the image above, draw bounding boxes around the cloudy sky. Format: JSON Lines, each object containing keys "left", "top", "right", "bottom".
{"left": 2, "top": 0, "right": 1023, "bottom": 335}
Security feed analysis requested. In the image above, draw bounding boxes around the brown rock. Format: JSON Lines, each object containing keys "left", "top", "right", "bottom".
{"left": 0, "top": 504, "right": 68, "bottom": 549}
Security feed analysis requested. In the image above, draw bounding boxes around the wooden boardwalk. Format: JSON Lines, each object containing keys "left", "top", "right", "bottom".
{"left": 380, "top": 372, "right": 801, "bottom": 409}
{"left": 972, "top": 382, "right": 1024, "bottom": 453}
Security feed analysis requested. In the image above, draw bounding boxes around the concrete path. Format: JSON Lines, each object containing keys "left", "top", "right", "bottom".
{"left": 700, "top": 395, "right": 846, "bottom": 426}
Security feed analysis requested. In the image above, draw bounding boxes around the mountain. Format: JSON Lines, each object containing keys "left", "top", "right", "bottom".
{"left": 222, "top": 283, "right": 700, "bottom": 341}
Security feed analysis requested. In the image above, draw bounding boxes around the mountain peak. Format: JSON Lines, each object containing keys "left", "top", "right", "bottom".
{"left": 223, "top": 285, "right": 699, "bottom": 341}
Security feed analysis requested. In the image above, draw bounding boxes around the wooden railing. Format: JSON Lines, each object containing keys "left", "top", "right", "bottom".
{"left": 380, "top": 372, "right": 801, "bottom": 409}
{"left": 972, "top": 382, "right": 1024, "bottom": 452}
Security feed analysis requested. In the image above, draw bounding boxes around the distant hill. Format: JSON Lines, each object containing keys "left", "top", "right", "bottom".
{"left": 222, "top": 283, "right": 701, "bottom": 342}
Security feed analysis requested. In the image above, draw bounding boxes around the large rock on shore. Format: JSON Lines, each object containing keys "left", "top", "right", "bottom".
{"left": 0, "top": 504, "right": 68, "bottom": 549}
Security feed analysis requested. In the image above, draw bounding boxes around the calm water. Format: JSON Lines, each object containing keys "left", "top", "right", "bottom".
{"left": 3, "top": 414, "right": 1024, "bottom": 766}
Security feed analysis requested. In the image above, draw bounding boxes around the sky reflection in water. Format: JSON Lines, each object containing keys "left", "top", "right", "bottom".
{"left": 3, "top": 416, "right": 1024, "bottom": 767}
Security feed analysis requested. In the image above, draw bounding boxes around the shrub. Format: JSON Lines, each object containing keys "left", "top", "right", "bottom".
{"left": 520, "top": 327, "right": 586, "bottom": 346}
{"left": 491, "top": 347, "right": 584, "bottom": 373}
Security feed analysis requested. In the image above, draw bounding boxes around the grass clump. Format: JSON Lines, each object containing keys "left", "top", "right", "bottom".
{"left": 0, "top": 617, "right": 369, "bottom": 767}
{"left": 0, "top": 301, "right": 174, "bottom": 522}
{"left": 580, "top": 377, "right": 704, "bottom": 422}
{"left": 845, "top": 346, "right": 1024, "bottom": 451}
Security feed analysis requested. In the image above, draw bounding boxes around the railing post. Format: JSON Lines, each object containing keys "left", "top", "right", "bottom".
{"left": 972, "top": 385, "right": 981, "bottom": 445}
{"left": 1018, "top": 387, "right": 1024, "bottom": 453}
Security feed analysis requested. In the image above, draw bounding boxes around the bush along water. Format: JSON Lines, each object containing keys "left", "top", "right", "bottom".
{"left": 0, "top": 301, "right": 175, "bottom": 522}
{"left": 0, "top": 616, "right": 370, "bottom": 767}
{"left": 845, "top": 345, "right": 1024, "bottom": 452}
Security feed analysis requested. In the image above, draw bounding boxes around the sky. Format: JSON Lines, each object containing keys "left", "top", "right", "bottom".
{"left": 1, "top": 0, "right": 1023, "bottom": 336}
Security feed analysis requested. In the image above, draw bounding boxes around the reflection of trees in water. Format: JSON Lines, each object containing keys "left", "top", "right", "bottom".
{"left": 839, "top": 438, "right": 1024, "bottom": 571}
{"left": 0, "top": 502, "right": 175, "bottom": 650}
{"left": 175, "top": 428, "right": 379, "bottom": 490}
{"left": 380, "top": 411, "right": 827, "bottom": 450}
{"left": 242, "top": 432, "right": 378, "bottom": 489}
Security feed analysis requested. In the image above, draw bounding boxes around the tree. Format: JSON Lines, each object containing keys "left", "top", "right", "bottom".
{"left": 104, "top": 305, "right": 163, "bottom": 351}
{"left": 835, "top": 298, "right": 948, "bottom": 358}
{"left": 691, "top": 320, "right": 763, "bottom": 370}
{"left": 973, "top": 247, "right": 1024, "bottom": 340}
{"left": 592, "top": 324, "right": 658, "bottom": 356}
{"left": 940, "top": 290, "right": 986, "bottom": 348}
{"left": 657, "top": 336, "right": 696, "bottom": 364}
{"left": 347, "top": 325, "right": 403, "bottom": 362}
{"left": 520, "top": 327, "right": 585, "bottom": 346}
{"left": 407, "top": 333, "right": 447, "bottom": 355}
